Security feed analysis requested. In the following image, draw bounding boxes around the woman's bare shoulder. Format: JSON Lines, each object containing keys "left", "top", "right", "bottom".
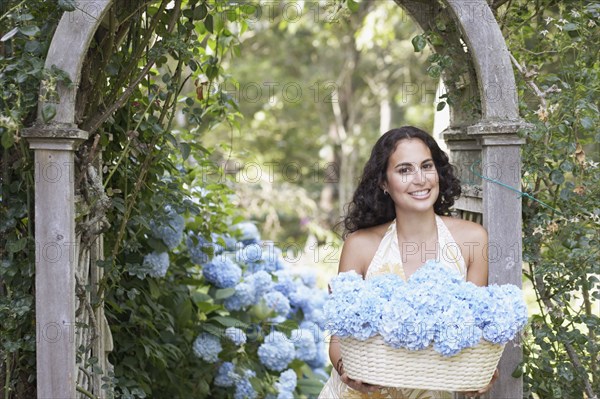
{"left": 440, "top": 216, "right": 488, "bottom": 244}
{"left": 339, "top": 222, "right": 390, "bottom": 275}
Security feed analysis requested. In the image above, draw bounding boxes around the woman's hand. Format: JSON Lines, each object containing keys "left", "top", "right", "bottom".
{"left": 336, "top": 358, "right": 382, "bottom": 393}
{"left": 340, "top": 372, "right": 383, "bottom": 393}
{"left": 459, "top": 368, "right": 499, "bottom": 397}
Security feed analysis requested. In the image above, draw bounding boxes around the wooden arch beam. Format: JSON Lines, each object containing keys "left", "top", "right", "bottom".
{"left": 444, "top": 0, "right": 519, "bottom": 121}
{"left": 41, "top": 0, "right": 114, "bottom": 125}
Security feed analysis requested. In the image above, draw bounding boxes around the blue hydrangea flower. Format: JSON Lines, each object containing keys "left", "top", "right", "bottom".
{"left": 433, "top": 298, "right": 482, "bottom": 356}
{"left": 202, "top": 256, "right": 242, "bottom": 288}
{"left": 214, "top": 362, "right": 238, "bottom": 387}
{"left": 142, "top": 251, "right": 169, "bottom": 278}
{"left": 224, "top": 281, "right": 256, "bottom": 311}
{"left": 261, "top": 242, "right": 285, "bottom": 272}
{"left": 225, "top": 327, "right": 247, "bottom": 346}
{"left": 379, "top": 287, "right": 436, "bottom": 350}
{"left": 149, "top": 205, "right": 185, "bottom": 250}
{"left": 215, "top": 233, "right": 238, "bottom": 251}
{"left": 275, "top": 369, "right": 297, "bottom": 399}
{"left": 408, "top": 259, "right": 464, "bottom": 285}
{"left": 187, "top": 233, "right": 214, "bottom": 265}
{"left": 307, "top": 340, "right": 328, "bottom": 369}
{"left": 481, "top": 284, "right": 529, "bottom": 344}
{"left": 258, "top": 331, "right": 295, "bottom": 371}
{"left": 288, "top": 281, "right": 310, "bottom": 309}
{"left": 234, "top": 222, "right": 261, "bottom": 245}
{"left": 298, "top": 269, "right": 318, "bottom": 288}
{"left": 246, "top": 270, "right": 274, "bottom": 299}
{"left": 294, "top": 288, "right": 328, "bottom": 328}
{"left": 273, "top": 270, "right": 297, "bottom": 297}
{"left": 234, "top": 369, "right": 257, "bottom": 399}
{"left": 263, "top": 291, "right": 291, "bottom": 317}
{"left": 324, "top": 271, "right": 381, "bottom": 340}
{"left": 236, "top": 243, "right": 263, "bottom": 270}
{"left": 192, "top": 333, "right": 222, "bottom": 363}
{"left": 324, "top": 262, "right": 528, "bottom": 356}
{"left": 290, "top": 328, "right": 317, "bottom": 362}
{"left": 369, "top": 273, "right": 405, "bottom": 300}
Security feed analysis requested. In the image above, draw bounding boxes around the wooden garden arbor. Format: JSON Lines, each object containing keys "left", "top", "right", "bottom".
{"left": 24, "top": 1, "right": 530, "bottom": 398}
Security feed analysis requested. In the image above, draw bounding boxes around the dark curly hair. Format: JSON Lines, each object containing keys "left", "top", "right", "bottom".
{"left": 343, "top": 126, "right": 461, "bottom": 237}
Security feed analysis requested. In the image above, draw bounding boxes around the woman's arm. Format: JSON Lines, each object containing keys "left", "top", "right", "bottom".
{"left": 327, "top": 231, "right": 381, "bottom": 393}
{"left": 464, "top": 222, "right": 489, "bottom": 287}
{"left": 327, "top": 232, "right": 366, "bottom": 371}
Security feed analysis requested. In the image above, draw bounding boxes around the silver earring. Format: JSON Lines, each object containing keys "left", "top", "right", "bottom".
{"left": 383, "top": 189, "right": 389, "bottom": 195}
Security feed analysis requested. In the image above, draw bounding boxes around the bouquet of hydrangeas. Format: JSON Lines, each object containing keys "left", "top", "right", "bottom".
{"left": 324, "top": 260, "right": 528, "bottom": 390}
{"left": 325, "top": 260, "right": 527, "bottom": 354}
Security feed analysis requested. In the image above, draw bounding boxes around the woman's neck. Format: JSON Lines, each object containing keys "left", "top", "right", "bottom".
{"left": 394, "top": 209, "right": 437, "bottom": 243}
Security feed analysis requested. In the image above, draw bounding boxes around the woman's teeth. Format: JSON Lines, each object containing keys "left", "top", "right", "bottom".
{"left": 410, "top": 189, "right": 430, "bottom": 197}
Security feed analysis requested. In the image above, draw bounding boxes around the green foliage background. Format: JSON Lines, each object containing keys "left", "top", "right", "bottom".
{"left": 0, "top": 0, "right": 598, "bottom": 398}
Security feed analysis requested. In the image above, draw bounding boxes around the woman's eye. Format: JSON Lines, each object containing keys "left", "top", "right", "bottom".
{"left": 423, "top": 163, "right": 434, "bottom": 170}
{"left": 399, "top": 167, "right": 411, "bottom": 174}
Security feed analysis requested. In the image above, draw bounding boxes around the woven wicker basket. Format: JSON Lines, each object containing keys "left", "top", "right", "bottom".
{"left": 340, "top": 335, "right": 504, "bottom": 391}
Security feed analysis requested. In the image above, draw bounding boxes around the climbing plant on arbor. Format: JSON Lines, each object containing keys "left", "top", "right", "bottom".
{"left": 1, "top": 0, "right": 328, "bottom": 397}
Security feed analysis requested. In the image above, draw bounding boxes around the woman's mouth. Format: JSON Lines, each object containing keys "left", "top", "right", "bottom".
{"left": 409, "top": 189, "right": 431, "bottom": 199}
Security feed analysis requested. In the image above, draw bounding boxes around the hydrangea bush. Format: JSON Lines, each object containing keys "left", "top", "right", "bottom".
{"left": 182, "top": 221, "right": 329, "bottom": 398}
{"left": 108, "top": 192, "right": 328, "bottom": 398}
{"left": 325, "top": 261, "right": 529, "bottom": 357}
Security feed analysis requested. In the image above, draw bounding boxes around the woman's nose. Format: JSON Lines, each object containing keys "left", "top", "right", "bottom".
{"left": 413, "top": 168, "right": 426, "bottom": 184}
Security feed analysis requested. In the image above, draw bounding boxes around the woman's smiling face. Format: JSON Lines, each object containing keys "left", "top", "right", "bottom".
{"left": 383, "top": 138, "right": 440, "bottom": 214}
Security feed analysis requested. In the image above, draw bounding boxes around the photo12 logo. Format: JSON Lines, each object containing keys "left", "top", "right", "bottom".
{"left": 201, "top": 161, "right": 340, "bottom": 184}
{"left": 218, "top": 80, "right": 339, "bottom": 104}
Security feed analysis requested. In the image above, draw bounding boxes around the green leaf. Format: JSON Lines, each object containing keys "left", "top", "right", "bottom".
{"left": 436, "top": 101, "right": 446, "bottom": 111}
{"left": 7, "top": 238, "right": 27, "bottom": 253}
{"left": 202, "top": 323, "right": 223, "bottom": 336}
{"left": 581, "top": 116, "right": 593, "bottom": 129}
{"left": 560, "top": 160, "right": 573, "bottom": 172}
{"left": 18, "top": 26, "right": 40, "bottom": 37}
{"left": 214, "top": 13, "right": 225, "bottom": 32}
{"left": 435, "top": 19, "right": 447, "bottom": 32}
{"left": 411, "top": 35, "right": 427, "bottom": 52}
{"left": 347, "top": 0, "right": 360, "bottom": 13}
{"left": 180, "top": 142, "right": 191, "bottom": 161}
{"left": 205, "top": 14, "right": 214, "bottom": 34}
{"left": 196, "top": 302, "right": 221, "bottom": 313}
{"left": 206, "top": 65, "right": 218, "bottom": 80}
{"left": 41, "top": 104, "right": 56, "bottom": 122}
{"left": 148, "top": 279, "right": 161, "bottom": 299}
{"left": 193, "top": 3, "right": 208, "bottom": 20}
{"left": 176, "top": 299, "right": 192, "bottom": 326}
{"left": 427, "top": 64, "right": 442, "bottom": 79}
{"left": 214, "top": 287, "right": 235, "bottom": 299}
{"left": 58, "top": 0, "right": 77, "bottom": 11}
{"left": 511, "top": 361, "right": 524, "bottom": 378}
{"left": 550, "top": 170, "right": 564, "bottom": 185}
{"left": 1, "top": 131, "right": 15, "bottom": 149}
{"left": 562, "top": 23, "right": 578, "bottom": 31}
{"left": 240, "top": 4, "right": 256, "bottom": 15}
{"left": 212, "top": 316, "right": 247, "bottom": 328}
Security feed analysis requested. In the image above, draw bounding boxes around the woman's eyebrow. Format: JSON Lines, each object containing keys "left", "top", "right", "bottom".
{"left": 393, "top": 158, "right": 434, "bottom": 168}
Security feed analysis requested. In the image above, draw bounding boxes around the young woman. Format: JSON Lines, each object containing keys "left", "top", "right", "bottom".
{"left": 319, "top": 126, "right": 497, "bottom": 399}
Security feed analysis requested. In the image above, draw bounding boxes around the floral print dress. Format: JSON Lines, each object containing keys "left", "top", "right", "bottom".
{"left": 318, "top": 215, "right": 467, "bottom": 399}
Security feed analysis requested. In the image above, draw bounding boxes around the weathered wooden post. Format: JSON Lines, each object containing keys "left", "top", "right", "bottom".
{"left": 395, "top": 1, "right": 530, "bottom": 397}
{"left": 447, "top": 1, "right": 528, "bottom": 396}
{"left": 22, "top": 2, "right": 113, "bottom": 397}
{"left": 22, "top": 126, "right": 87, "bottom": 399}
